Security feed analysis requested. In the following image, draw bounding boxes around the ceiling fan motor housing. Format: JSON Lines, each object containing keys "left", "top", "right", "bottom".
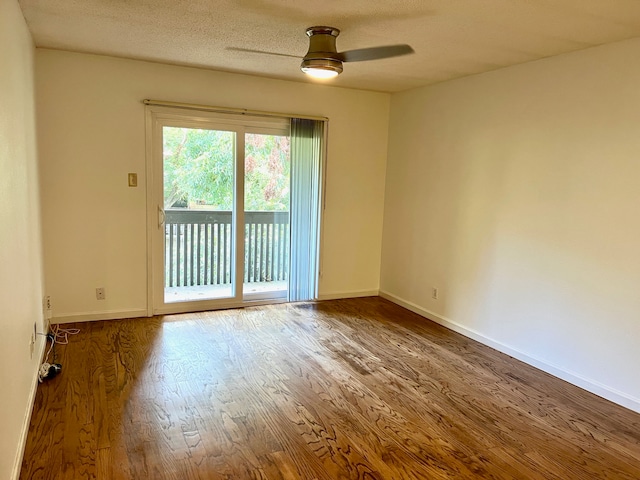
{"left": 301, "top": 26, "right": 344, "bottom": 75}
{"left": 304, "top": 27, "right": 340, "bottom": 61}
{"left": 305, "top": 26, "right": 340, "bottom": 57}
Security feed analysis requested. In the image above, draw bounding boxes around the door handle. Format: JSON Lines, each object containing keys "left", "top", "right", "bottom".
{"left": 158, "top": 206, "right": 165, "bottom": 228}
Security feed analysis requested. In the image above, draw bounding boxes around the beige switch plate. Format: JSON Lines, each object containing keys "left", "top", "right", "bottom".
{"left": 128, "top": 173, "right": 138, "bottom": 187}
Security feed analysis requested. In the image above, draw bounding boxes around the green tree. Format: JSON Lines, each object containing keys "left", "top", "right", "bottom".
{"left": 245, "top": 133, "right": 290, "bottom": 211}
{"left": 163, "top": 127, "right": 290, "bottom": 211}
{"left": 163, "top": 127, "right": 234, "bottom": 209}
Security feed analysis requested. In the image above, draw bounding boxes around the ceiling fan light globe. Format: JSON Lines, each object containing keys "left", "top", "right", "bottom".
{"left": 302, "top": 67, "right": 340, "bottom": 79}
{"left": 300, "top": 58, "right": 343, "bottom": 79}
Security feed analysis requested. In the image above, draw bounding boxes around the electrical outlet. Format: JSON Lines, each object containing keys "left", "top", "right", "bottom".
{"left": 42, "top": 295, "right": 53, "bottom": 320}
{"left": 96, "top": 287, "right": 106, "bottom": 300}
{"left": 432, "top": 287, "right": 439, "bottom": 300}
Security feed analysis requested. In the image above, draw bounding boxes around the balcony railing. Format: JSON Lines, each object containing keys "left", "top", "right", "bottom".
{"left": 165, "top": 210, "right": 290, "bottom": 288}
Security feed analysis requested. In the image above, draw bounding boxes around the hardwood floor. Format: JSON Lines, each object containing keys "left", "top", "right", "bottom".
{"left": 21, "top": 297, "right": 640, "bottom": 479}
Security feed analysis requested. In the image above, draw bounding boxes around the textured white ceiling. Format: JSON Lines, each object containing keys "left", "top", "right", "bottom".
{"left": 18, "top": 0, "right": 640, "bottom": 92}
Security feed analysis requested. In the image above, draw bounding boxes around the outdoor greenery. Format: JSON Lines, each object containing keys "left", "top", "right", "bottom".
{"left": 163, "top": 127, "right": 290, "bottom": 211}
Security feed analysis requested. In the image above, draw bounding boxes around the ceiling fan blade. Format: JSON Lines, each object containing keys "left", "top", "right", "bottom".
{"left": 337, "top": 44, "right": 414, "bottom": 63}
{"left": 226, "top": 47, "right": 301, "bottom": 59}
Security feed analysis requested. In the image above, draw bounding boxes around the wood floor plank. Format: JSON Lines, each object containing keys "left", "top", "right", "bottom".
{"left": 20, "top": 297, "right": 640, "bottom": 479}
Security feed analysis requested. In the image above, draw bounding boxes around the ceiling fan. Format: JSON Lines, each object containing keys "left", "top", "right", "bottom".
{"left": 230, "top": 26, "right": 414, "bottom": 79}
{"left": 300, "top": 27, "right": 413, "bottom": 78}
{"left": 300, "top": 26, "right": 414, "bottom": 79}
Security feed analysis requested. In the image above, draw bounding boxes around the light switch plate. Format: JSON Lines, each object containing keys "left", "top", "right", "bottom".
{"left": 128, "top": 173, "right": 138, "bottom": 187}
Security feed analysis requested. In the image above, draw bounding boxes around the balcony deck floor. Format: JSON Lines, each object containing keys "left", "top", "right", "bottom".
{"left": 165, "top": 280, "right": 287, "bottom": 303}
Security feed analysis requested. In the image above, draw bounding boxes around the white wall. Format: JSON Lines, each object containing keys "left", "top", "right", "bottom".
{"left": 36, "top": 50, "right": 389, "bottom": 320}
{"left": 0, "top": 1, "right": 46, "bottom": 478}
{"left": 382, "top": 38, "right": 640, "bottom": 412}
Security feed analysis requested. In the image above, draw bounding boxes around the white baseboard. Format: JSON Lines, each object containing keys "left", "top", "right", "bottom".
{"left": 52, "top": 308, "right": 148, "bottom": 324}
{"left": 379, "top": 290, "right": 640, "bottom": 414}
{"left": 12, "top": 335, "right": 47, "bottom": 480}
{"left": 317, "top": 289, "right": 379, "bottom": 301}
{"left": 52, "top": 293, "right": 380, "bottom": 322}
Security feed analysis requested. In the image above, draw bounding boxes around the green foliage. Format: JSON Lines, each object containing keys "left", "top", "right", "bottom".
{"left": 245, "top": 133, "right": 290, "bottom": 211}
{"left": 163, "top": 127, "right": 290, "bottom": 211}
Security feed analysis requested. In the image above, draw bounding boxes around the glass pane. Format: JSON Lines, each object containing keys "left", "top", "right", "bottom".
{"left": 162, "top": 126, "right": 235, "bottom": 303}
{"left": 243, "top": 133, "right": 290, "bottom": 298}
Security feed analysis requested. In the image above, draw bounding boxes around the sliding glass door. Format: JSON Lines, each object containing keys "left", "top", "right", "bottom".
{"left": 243, "top": 131, "right": 290, "bottom": 300}
{"left": 162, "top": 125, "right": 237, "bottom": 304}
{"left": 148, "top": 107, "right": 292, "bottom": 314}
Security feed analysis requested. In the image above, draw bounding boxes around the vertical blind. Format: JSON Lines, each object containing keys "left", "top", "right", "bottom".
{"left": 288, "top": 118, "right": 324, "bottom": 301}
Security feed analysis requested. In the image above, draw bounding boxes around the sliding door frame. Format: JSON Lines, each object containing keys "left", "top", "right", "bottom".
{"left": 145, "top": 105, "right": 290, "bottom": 316}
